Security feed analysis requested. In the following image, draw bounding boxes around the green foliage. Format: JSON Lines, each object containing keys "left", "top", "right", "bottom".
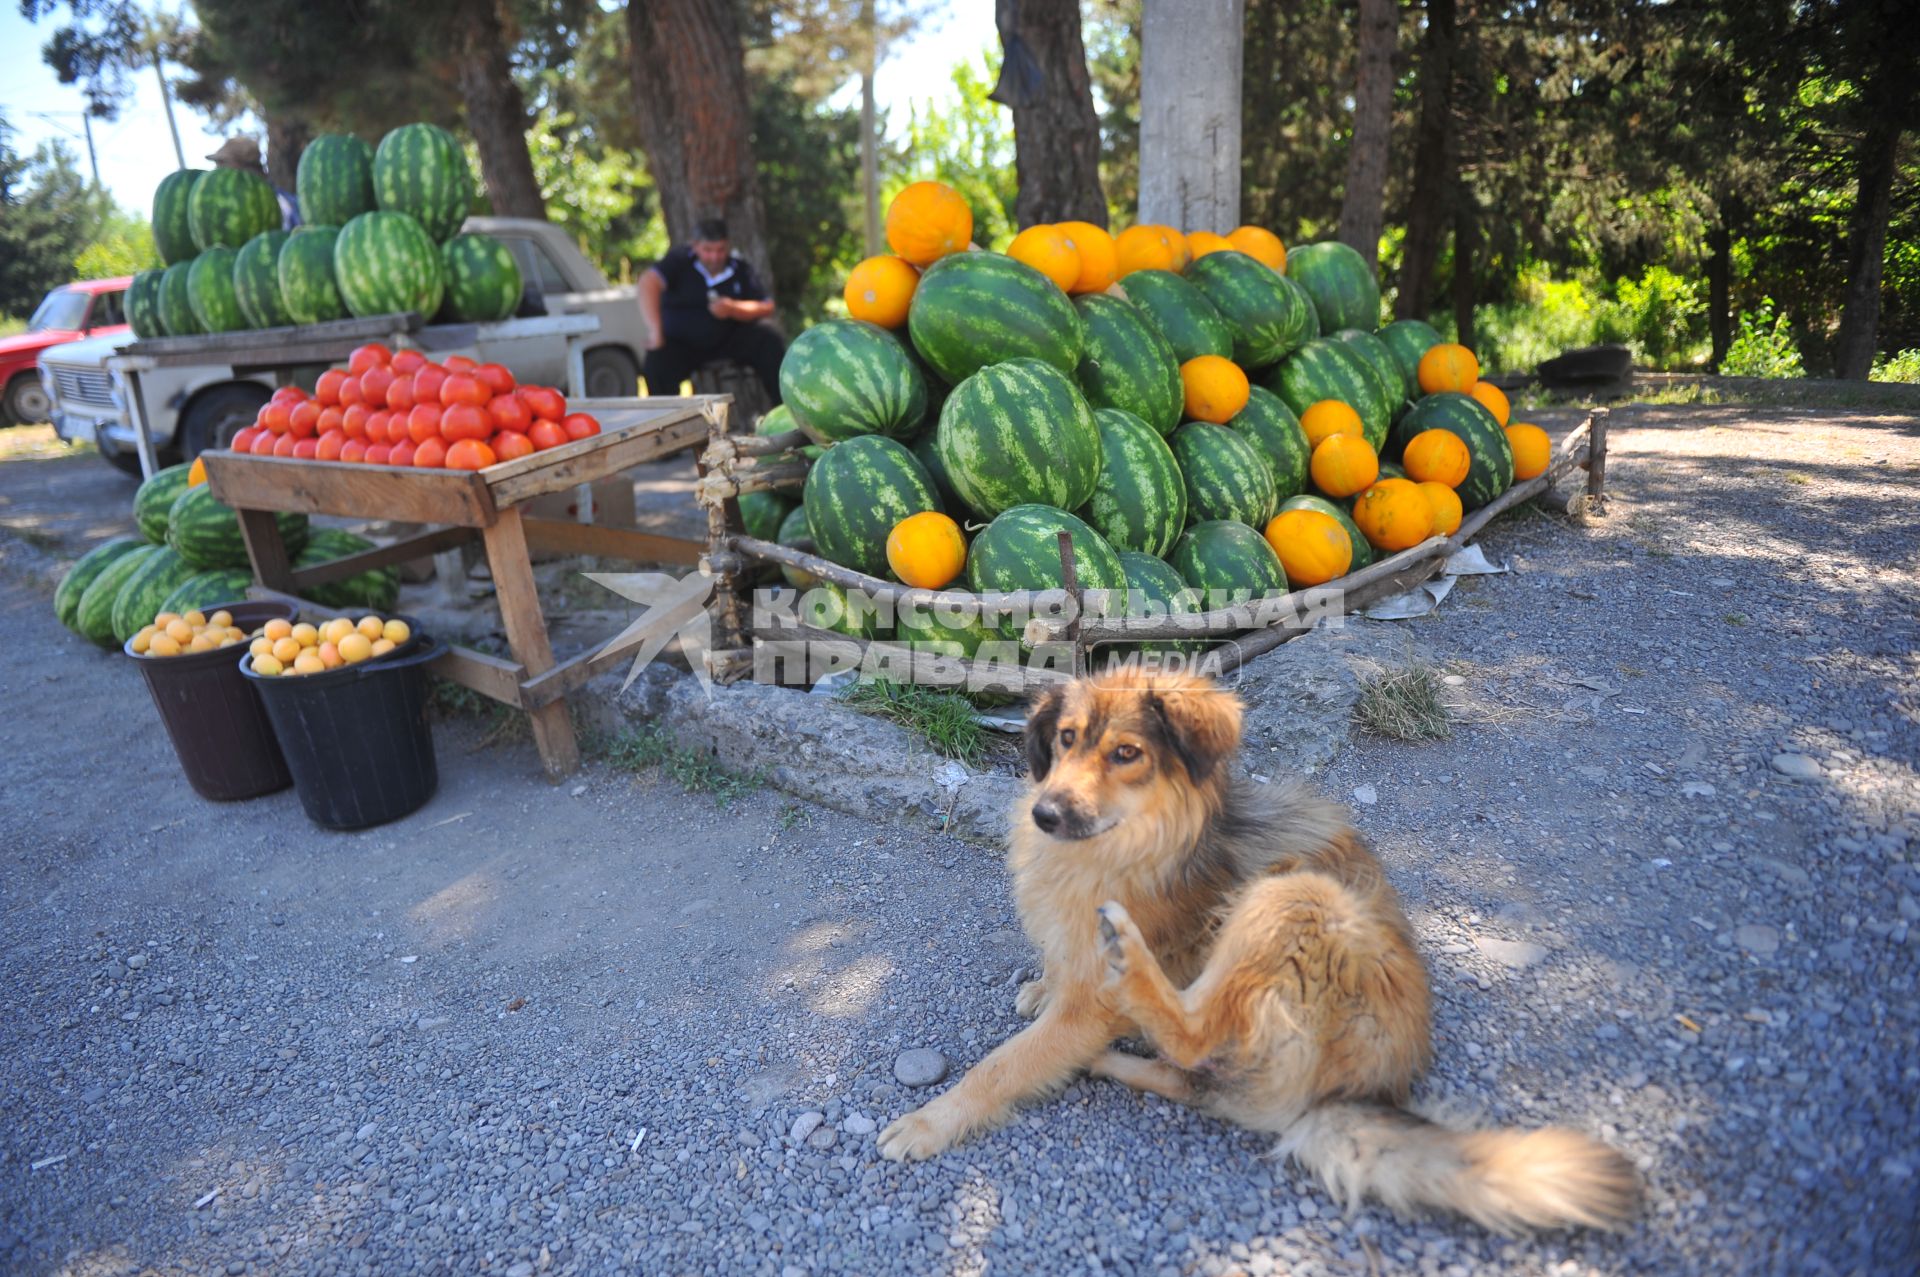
{"left": 837, "top": 677, "right": 989, "bottom": 766}
{"left": 523, "top": 109, "right": 662, "bottom": 285}
{"left": 597, "top": 724, "right": 759, "bottom": 808}
{"left": 1612, "top": 266, "right": 1705, "bottom": 370}
{"left": 1444, "top": 263, "right": 1716, "bottom": 374}
{"left": 892, "top": 52, "right": 1017, "bottom": 250}
{"left": 0, "top": 122, "right": 98, "bottom": 318}
{"left": 1869, "top": 349, "right": 1920, "bottom": 383}
{"left": 753, "top": 71, "right": 863, "bottom": 327}
{"left": 1721, "top": 301, "right": 1805, "bottom": 379}
{"left": 74, "top": 205, "right": 162, "bottom": 278}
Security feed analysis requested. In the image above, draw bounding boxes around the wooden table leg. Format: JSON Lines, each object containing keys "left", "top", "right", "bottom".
{"left": 127, "top": 370, "right": 161, "bottom": 481}
{"left": 481, "top": 505, "right": 581, "bottom": 780}
{"left": 236, "top": 508, "right": 296, "bottom": 592}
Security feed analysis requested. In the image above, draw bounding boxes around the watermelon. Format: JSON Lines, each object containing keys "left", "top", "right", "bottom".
{"left": 935, "top": 358, "right": 1101, "bottom": 519}
{"left": 1225, "top": 386, "right": 1311, "bottom": 503}
{"left": 1106, "top": 549, "right": 1203, "bottom": 664}
{"left": 894, "top": 601, "right": 999, "bottom": 658}
{"left": 1185, "top": 251, "right": 1317, "bottom": 369}
{"left": 75, "top": 544, "right": 161, "bottom": 646}
{"left": 157, "top": 569, "right": 254, "bottom": 617}
{"left": 127, "top": 269, "right": 166, "bottom": 339}
{"left": 1281, "top": 494, "right": 1373, "bottom": 572}
{"left": 1074, "top": 294, "right": 1184, "bottom": 435}
{"left": 167, "top": 484, "right": 311, "bottom": 571}
{"left": 233, "top": 230, "right": 292, "bottom": 329}
{"left": 906, "top": 251, "right": 1083, "bottom": 384}
{"left": 738, "top": 490, "right": 793, "bottom": 542}
{"left": 55, "top": 537, "right": 144, "bottom": 632}
{"left": 334, "top": 211, "right": 446, "bottom": 319}
{"left": 1112, "top": 270, "right": 1233, "bottom": 364}
{"left": 156, "top": 263, "right": 203, "bottom": 337}
{"left": 295, "top": 529, "right": 399, "bottom": 611}
{"left": 797, "top": 583, "right": 883, "bottom": 639}
{"left": 1266, "top": 338, "right": 1392, "bottom": 450}
{"left": 441, "top": 233, "right": 523, "bottom": 323}
{"left": 278, "top": 225, "right": 348, "bottom": 324}
{"left": 111, "top": 546, "right": 199, "bottom": 643}
{"left": 296, "top": 134, "right": 376, "bottom": 228}
{"left": 134, "top": 463, "right": 194, "bottom": 543}
{"left": 1332, "top": 328, "right": 1408, "bottom": 410}
{"left": 775, "top": 503, "right": 818, "bottom": 588}
{"left": 373, "top": 123, "right": 471, "bottom": 243}
{"left": 1079, "top": 408, "right": 1187, "bottom": 558}
{"left": 1170, "top": 520, "right": 1289, "bottom": 607}
{"left": 908, "top": 430, "right": 966, "bottom": 517}
{"left": 186, "top": 247, "right": 247, "bottom": 333}
{"left": 802, "top": 435, "right": 940, "bottom": 579}
{"left": 187, "top": 166, "right": 280, "bottom": 252}
{"left": 779, "top": 319, "right": 928, "bottom": 443}
{"left": 966, "top": 504, "right": 1127, "bottom": 639}
{"left": 1171, "top": 422, "right": 1277, "bottom": 528}
{"left": 151, "top": 169, "right": 205, "bottom": 265}
{"left": 757, "top": 404, "right": 824, "bottom": 462}
{"left": 1387, "top": 393, "right": 1514, "bottom": 511}
{"left": 1285, "top": 241, "right": 1382, "bottom": 333}
{"left": 1378, "top": 319, "right": 1445, "bottom": 396}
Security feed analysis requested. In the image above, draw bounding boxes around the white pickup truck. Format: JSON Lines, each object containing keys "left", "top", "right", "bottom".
{"left": 42, "top": 217, "right": 648, "bottom": 473}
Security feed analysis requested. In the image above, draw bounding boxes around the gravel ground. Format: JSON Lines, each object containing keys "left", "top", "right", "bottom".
{"left": 2, "top": 401, "right": 1917, "bottom": 1276}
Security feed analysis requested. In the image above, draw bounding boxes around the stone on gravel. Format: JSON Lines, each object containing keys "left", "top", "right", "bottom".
{"left": 1474, "top": 937, "right": 1547, "bottom": 970}
{"left": 1735, "top": 923, "right": 1781, "bottom": 955}
{"left": 1352, "top": 782, "right": 1378, "bottom": 806}
{"left": 893, "top": 1049, "right": 948, "bottom": 1087}
{"left": 1771, "top": 753, "right": 1824, "bottom": 780}
{"left": 841, "top": 1113, "right": 876, "bottom": 1136}
{"left": 789, "top": 1111, "right": 824, "bottom": 1142}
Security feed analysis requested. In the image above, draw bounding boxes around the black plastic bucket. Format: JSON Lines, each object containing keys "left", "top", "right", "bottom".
{"left": 124, "top": 599, "right": 299, "bottom": 802}
{"left": 240, "top": 624, "right": 447, "bottom": 831}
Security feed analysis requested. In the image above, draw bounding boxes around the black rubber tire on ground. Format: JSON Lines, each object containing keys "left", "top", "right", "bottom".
{"left": 582, "top": 347, "right": 640, "bottom": 400}
{"left": 97, "top": 442, "right": 147, "bottom": 477}
{"left": 5, "top": 373, "right": 53, "bottom": 426}
{"left": 178, "top": 383, "right": 272, "bottom": 461}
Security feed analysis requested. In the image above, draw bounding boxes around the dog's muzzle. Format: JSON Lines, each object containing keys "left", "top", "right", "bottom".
{"left": 1030, "top": 794, "right": 1106, "bottom": 840}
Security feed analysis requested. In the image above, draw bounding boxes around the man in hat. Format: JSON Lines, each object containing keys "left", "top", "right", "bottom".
{"left": 638, "top": 217, "right": 784, "bottom": 402}
{"left": 208, "top": 136, "right": 300, "bottom": 230}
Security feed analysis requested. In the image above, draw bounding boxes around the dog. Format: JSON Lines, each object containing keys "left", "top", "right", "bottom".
{"left": 877, "top": 667, "right": 1638, "bottom": 1235}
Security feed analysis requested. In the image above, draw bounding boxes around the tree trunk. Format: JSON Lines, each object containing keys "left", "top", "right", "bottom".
{"left": 1831, "top": 104, "right": 1901, "bottom": 379}
{"left": 1706, "top": 219, "right": 1731, "bottom": 371}
{"left": 1451, "top": 195, "right": 1475, "bottom": 353}
{"left": 1396, "top": 0, "right": 1455, "bottom": 320}
{"left": 1137, "top": 0, "right": 1242, "bottom": 231}
{"left": 990, "top": 0, "right": 1108, "bottom": 227}
{"left": 1337, "top": 0, "right": 1397, "bottom": 266}
{"left": 628, "top": 0, "right": 771, "bottom": 285}
{"left": 456, "top": 0, "right": 545, "bottom": 220}
{"left": 263, "top": 114, "right": 309, "bottom": 192}
{"left": 860, "top": 2, "right": 881, "bottom": 258}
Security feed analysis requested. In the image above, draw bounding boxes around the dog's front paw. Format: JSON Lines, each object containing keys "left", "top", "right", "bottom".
{"left": 1014, "top": 978, "right": 1048, "bottom": 1019}
{"left": 878, "top": 1102, "right": 960, "bottom": 1162}
{"left": 1097, "top": 901, "right": 1141, "bottom": 984}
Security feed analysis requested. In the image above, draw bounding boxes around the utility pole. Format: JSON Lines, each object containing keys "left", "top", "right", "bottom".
{"left": 1138, "top": 0, "right": 1245, "bottom": 232}
{"left": 860, "top": 0, "right": 881, "bottom": 257}
{"left": 155, "top": 51, "right": 186, "bottom": 170}
{"left": 81, "top": 110, "right": 102, "bottom": 189}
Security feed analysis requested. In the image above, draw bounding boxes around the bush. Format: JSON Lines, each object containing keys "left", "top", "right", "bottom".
{"left": 1721, "top": 301, "right": 1804, "bottom": 379}
{"left": 1613, "top": 265, "right": 1705, "bottom": 369}
{"left": 1462, "top": 263, "right": 1707, "bottom": 374}
{"left": 1870, "top": 349, "right": 1920, "bottom": 383}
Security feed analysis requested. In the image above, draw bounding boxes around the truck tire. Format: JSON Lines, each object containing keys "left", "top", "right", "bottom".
{"left": 583, "top": 347, "right": 639, "bottom": 399}
{"left": 179, "top": 384, "right": 272, "bottom": 461}
{"left": 5, "top": 372, "right": 52, "bottom": 425}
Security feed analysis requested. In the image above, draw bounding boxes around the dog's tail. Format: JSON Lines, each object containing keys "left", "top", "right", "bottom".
{"left": 1278, "top": 1101, "right": 1639, "bottom": 1235}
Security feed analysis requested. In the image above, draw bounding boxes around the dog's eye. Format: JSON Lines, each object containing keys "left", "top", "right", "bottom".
{"left": 1112, "top": 743, "right": 1141, "bottom": 764}
{"left": 1059, "top": 728, "right": 1076, "bottom": 748}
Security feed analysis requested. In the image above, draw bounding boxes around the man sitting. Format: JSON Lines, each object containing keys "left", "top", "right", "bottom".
{"left": 639, "top": 219, "right": 784, "bottom": 402}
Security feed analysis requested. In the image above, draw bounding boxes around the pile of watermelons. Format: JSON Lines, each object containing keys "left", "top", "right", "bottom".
{"left": 52, "top": 463, "right": 398, "bottom": 648}
{"left": 762, "top": 183, "right": 1554, "bottom": 649}
{"left": 126, "top": 122, "right": 524, "bottom": 343}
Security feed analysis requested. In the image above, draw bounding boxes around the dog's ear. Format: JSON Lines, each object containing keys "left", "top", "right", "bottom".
{"left": 1023, "top": 686, "right": 1066, "bottom": 780}
{"left": 1145, "top": 685, "right": 1242, "bottom": 782}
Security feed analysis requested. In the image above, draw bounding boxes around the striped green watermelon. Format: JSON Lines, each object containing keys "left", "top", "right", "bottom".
{"left": 1387, "top": 393, "right": 1513, "bottom": 511}
{"left": 233, "top": 230, "right": 292, "bottom": 329}
{"left": 797, "top": 583, "right": 883, "bottom": 639}
{"left": 277, "top": 226, "right": 348, "bottom": 325}
{"left": 758, "top": 404, "right": 824, "bottom": 462}
{"left": 1112, "top": 270, "right": 1234, "bottom": 364}
{"left": 1104, "top": 549, "right": 1203, "bottom": 664}
{"left": 907, "top": 251, "right": 1082, "bottom": 384}
{"left": 1226, "top": 387, "right": 1311, "bottom": 503}
{"left": 894, "top": 601, "right": 999, "bottom": 658}
{"left": 802, "top": 435, "right": 940, "bottom": 579}
{"left": 1074, "top": 294, "right": 1184, "bottom": 435}
{"left": 295, "top": 529, "right": 398, "bottom": 611}
{"left": 967, "top": 504, "right": 1127, "bottom": 639}
{"left": 1285, "top": 241, "right": 1381, "bottom": 333}
{"left": 738, "top": 491, "right": 793, "bottom": 542}
{"left": 1186, "top": 251, "right": 1317, "bottom": 369}
{"left": 127, "top": 269, "right": 166, "bottom": 339}
{"left": 157, "top": 263, "right": 203, "bottom": 337}
{"left": 151, "top": 169, "right": 205, "bottom": 265}
{"left": 296, "top": 134, "right": 376, "bottom": 227}
{"left": 1171, "top": 422, "right": 1277, "bottom": 528}
{"left": 1332, "top": 328, "right": 1408, "bottom": 410}
{"left": 1266, "top": 338, "right": 1391, "bottom": 450}
{"left": 187, "top": 167, "right": 280, "bottom": 252}
{"left": 779, "top": 319, "right": 927, "bottom": 443}
{"left": 373, "top": 123, "right": 471, "bottom": 243}
{"left": 334, "top": 211, "right": 445, "bottom": 319}
{"left": 935, "top": 358, "right": 1101, "bottom": 519}
{"left": 1079, "top": 408, "right": 1187, "bottom": 558}
{"left": 441, "top": 233, "right": 523, "bottom": 323}
{"left": 134, "top": 463, "right": 194, "bottom": 543}
{"left": 167, "top": 484, "right": 311, "bottom": 570}
{"left": 1378, "top": 319, "right": 1444, "bottom": 395}
{"left": 186, "top": 247, "right": 246, "bottom": 333}
{"left": 1280, "top": 494, "right": 1373, "bottom": 571}
{"left": 908, "top": 430, "right": 965, "bottom": 516}
{"left": 1170, "top": 520, "right": 1289, "bottom": 606}
{"left": 75, "top": 544, "right": 161, "bottom": 646}
{"left": 776, "top": 504, "right": 818, "bottom": 588}
{"left": 55, "top": 537, "right": 144, "bottom": 632}
{"left": 111, "top": 546, "right": 199, "bottom": 642}
{"left": 158, "top": 569, "right": 254, "bottom": 617}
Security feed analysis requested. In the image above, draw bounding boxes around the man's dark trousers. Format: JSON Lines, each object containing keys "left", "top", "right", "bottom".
{"left": 643, "top": 322, "right": 785, "bottom": 402}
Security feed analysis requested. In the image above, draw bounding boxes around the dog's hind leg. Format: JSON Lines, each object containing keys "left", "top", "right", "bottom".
{"left": 1097, "top": 902, "right": 1234, "bottom": 1069}
{"left": 1089, "top": 1051, "right": 1196, "bottom": 1103}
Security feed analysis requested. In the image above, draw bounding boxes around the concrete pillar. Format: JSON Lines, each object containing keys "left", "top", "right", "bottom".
{"left": 1138, "top": 0, "right": 1245, "bottom": 232}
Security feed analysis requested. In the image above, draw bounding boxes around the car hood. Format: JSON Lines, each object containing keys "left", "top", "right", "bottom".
{"left": 0, "top": 328, "right": 74, "bottom": 358}
{"left": 34, "top": 330, "right": 137, "bottom": 370}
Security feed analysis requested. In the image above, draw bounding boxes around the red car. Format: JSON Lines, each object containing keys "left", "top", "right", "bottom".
{"left": 0, "top": 277, "right": 132, "bottom": 426}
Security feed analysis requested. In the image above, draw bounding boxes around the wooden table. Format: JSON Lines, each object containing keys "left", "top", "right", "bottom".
{"left": 202, "top": 396, "right": 722, "bottom": 780}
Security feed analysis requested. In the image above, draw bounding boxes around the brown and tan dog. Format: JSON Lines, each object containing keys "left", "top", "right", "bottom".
{"left": 878, "top": 667, "right": 1638, "bottom": 1234}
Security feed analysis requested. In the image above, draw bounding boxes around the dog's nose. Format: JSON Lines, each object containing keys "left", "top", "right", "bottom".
{"left": 1031, "top": 798, "right": 1063, "bottom": 834}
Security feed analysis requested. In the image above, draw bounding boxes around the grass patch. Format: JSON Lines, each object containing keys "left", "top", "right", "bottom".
{"left": 1724, "top": 612, "right": 1749, "bottom": 626}
{"left": 595, "top": 723, "right": 758, "bottom": 807}
{"left": 1782, "top": 472, "right": 1812, "bottom": 486}
{"left": 1356, "top": 666, "right": 1452, "bottom": 741}
{"left": 426, "top": 676, "right": 529, "bottom": 749}
{"left": 837, "top": 676, "right": 989, "bottom": 767}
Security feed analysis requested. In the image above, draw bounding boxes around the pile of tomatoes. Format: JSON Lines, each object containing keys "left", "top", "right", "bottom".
{"left": 229, "top": 343, "right": 602, "bottom": 471}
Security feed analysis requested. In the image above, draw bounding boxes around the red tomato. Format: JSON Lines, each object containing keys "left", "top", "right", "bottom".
{"left": 407, "top": 402, "right": 444, "bottom": 444}
{"left": 260, "top": 402, "right": 292, "bottom": 435}
{"left": 291, "top": 437, "right": 319, "bottom": 460}
{"left": 412, "top": 364, "right": 448, "bottom": 403}
{"left": 440, "top": 403, "right": 491, "bottom": 443}
{"left": 473, "top": 362, "right": 515, "bottom": 395}
{"left": 390, "top": 349, "right": 427, "bottom": 375}
{"left": 364, "top": 443, "right": 393, "bottom": 465}
{"left": 347, "top": 343, "right": 392, "bottom": 374}
{"left": 486, "top": 393, "right": 531, "bottom": 433}
{"left": 271, "top": 385, "right": 308, "bottom": 407}
{"left": 341, "top": 403, "right": 371, "bottom": 441}
{"left": 317, "top": 405, "right": 345, "bottom": 436}
{"left": 386, "top": 374, "right": 416, "bottom": 412}
{"left": 519, "top": 385, "right": 565, "bottom": 421}
{"left": 250, "top": 431, "right": 279, "bottom": 456}
{"left": 315, "top": 430, "right": 346, "bottom": 462}
{"left": 288, "top": 400, "right": 322, "bottom": 439}
{"left": 272, "top": 432, "right": 299, "bottom": 457}
{"left": 231, "top": 426, "right": 262, "bottom": 453}
{"left": 491, "top": 429, "right": 535, "bottom": 462}
{"left": 527, "top": 419, "right": 567, "bottom": 451}
{"left": 389, "top": 439, "right": 417, "bottom": 467}
{"left": 315, "top": 369, "right": 348, "bottom": 406}
{"left": 562, "top": 413, "right": 601, "bottom": 441}
{"left": 359, "top": 365, "right": 396, "bottom": 408}
{"left": 412, "top": 436, "right": 450, "bottom": 469}
{"left": 443, "top": 354, "right": 478, "bottom": 372}
{"left": 340, "top": 437, "right": 369, "bottom": 464}
{"left": 366, "top": 410, "right": 393, "bottom": 445}
{"left": 438, "top": 373, "right": 489, "bottom": 409}
{"left": 444, "top": 438, "right": 498, "bottom": 471}
{"left": 338, "top": 375, "right": 364, "bottom": 408}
